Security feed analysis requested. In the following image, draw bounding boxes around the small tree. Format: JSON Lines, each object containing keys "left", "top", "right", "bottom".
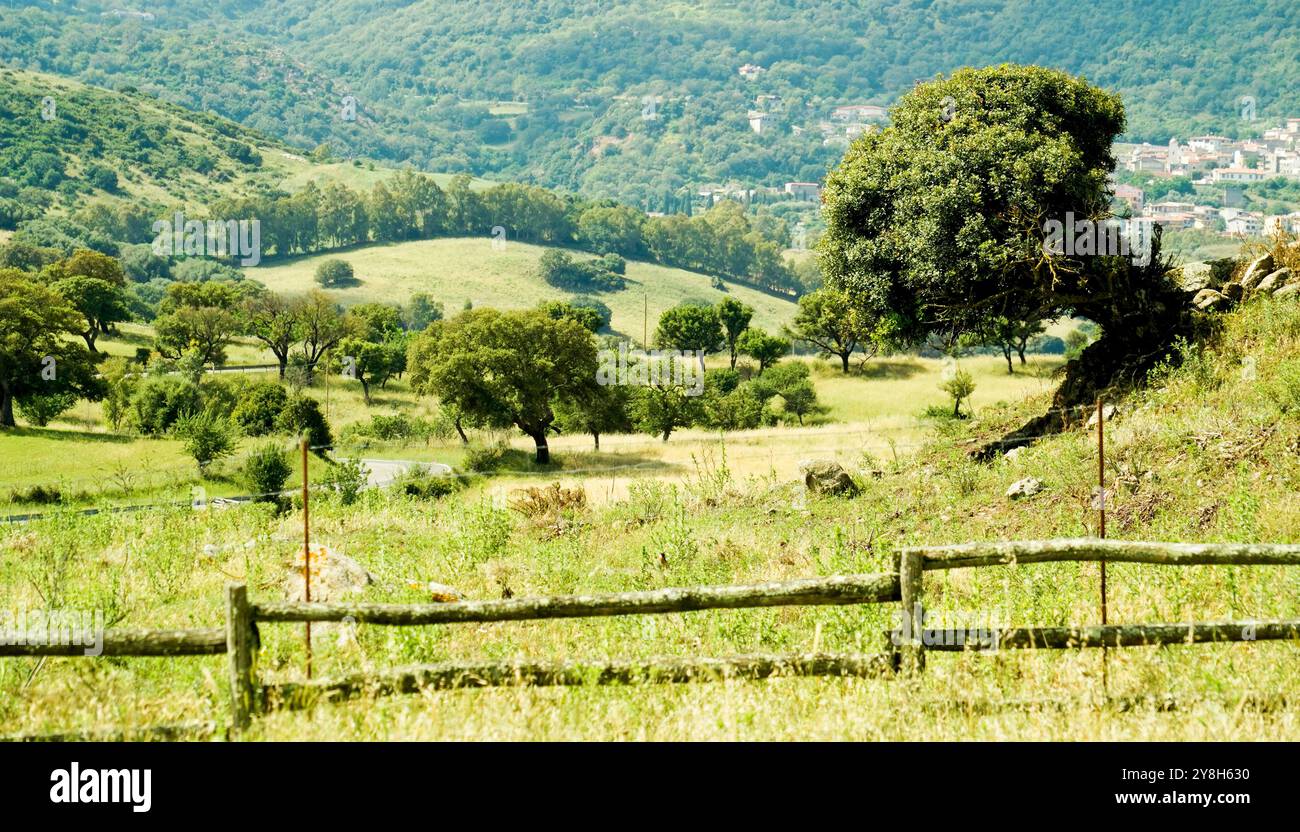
{"left": 231, "top": 381, "right": 289, "bottom": 436}
{"left": 785, "top": 288, "right": 871, "bottom": 373}
{"left": 16, "top": 392, "right": 77, "bottom": 427}
{"left": 276, "top": 395, "right": 333, "bottom": 449}
{"left": 655, "top": 303, "right": 724, "bottom": 354}
{"left": 554, "top": 384, "right": 631, "bottom": 450}
{"left": 173, "top": 410, "right": 235, "bottom": 471}
{"left": 315, "top": 258, "right": 355, "bottom": 288}
{"left": 715, "top": 297, "right": 754, "bottom": 369}
{"left": 243, "top": 442, "right": 292, "bottom": 504}
{"left": 736, "top": 328, "right": 791, "bottom": 374}
{"left": 941, "top": 368, "right": 976, "bottom": 418}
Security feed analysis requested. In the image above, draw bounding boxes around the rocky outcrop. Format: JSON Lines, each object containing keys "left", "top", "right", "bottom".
{"left": 1197, "top": 250, "right": 1300, "bottom": 310}
{"left": 799, "top": 459, "right": 859, "bottom": 497}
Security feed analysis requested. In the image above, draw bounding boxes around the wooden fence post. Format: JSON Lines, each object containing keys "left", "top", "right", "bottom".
{"left": 897, "top": 550, "right": 925, "bottom": 674}
{"left": 225, "top": 583, "right": 256, "bottom": 733}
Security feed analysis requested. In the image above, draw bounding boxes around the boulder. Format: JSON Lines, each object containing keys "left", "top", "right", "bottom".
{"left": 1005, "top": 477, "right": 1044, "bottom": 500}
{"left": 1222, "top": 282, "right": 1244, "bottom": 302}
{"left": 284, "top": 545, "right": 372, "bottom": 602}
{"left": 1256, "top": 268, "right": 1292, "bottom": 295}
{"left": 1192, "top": 288, "right": 1227, "bottom": 311}
{"left": 1176, "top": 263, "right": 1215, "bottom": 294}
{"left": 1239, "top": 253, "right": 1275, "bottom": 292}
{"left": 1085, "top": 404, "right": 1118, "bottom": 429}
{"left": 1274, "top": 282, "right": 1300, "bottom": 300}
{"left": 799, "top": 459, "right": 859, "bottom": 497}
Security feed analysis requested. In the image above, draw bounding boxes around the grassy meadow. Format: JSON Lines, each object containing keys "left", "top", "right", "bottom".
{"left": 247, "top": 237, "right": 799, "bottom": 338}
{"left": 4, "top": 297, "right": 1300, "bottom": 740}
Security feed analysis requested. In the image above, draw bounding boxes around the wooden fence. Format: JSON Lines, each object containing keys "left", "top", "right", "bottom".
{"left": 893, "top": 538, "right": 1300, "bottom": 670}
{"left": 5, "top": 538, "right": 1300, "bottom": 735}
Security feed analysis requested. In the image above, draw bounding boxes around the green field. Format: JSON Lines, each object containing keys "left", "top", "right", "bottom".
{"left": 4, "top": 299, "right": 1300, "bottom": 740}
{"left": 249, "top": 238, "right": 800, "bottom": 338}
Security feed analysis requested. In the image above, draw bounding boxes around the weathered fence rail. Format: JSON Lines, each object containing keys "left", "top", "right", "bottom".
{"left": 264, "top": 652, "right": 893, "bottom": 711}
{"left": 904, "top": 620, "right": 1300, "bottom": 651}
{"left": 908, "top": 538, "right": 1300, "bottom": 570}
{"left": 0, "top": 627, "right": 226, "bottom": 657}
{"left": 6, "top": 539, "right": 1300, "bottom": 736}
{"left": 251, "top": 573, "right": 900, "bottom": 625}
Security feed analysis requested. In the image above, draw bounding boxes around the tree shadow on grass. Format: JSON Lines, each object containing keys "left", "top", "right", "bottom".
{"left": 2, "top": 426, "right": 137, "bottom": 444}
{"left": 844, "top": 357, "right": 929, "bottom": 380}
{"left": 469, "top": 448, "right": 677, "bottom": 477}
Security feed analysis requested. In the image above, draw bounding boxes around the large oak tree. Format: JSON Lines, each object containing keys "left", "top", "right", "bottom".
{"left": 407, "top": 308, "right": 597, "bottom": 463}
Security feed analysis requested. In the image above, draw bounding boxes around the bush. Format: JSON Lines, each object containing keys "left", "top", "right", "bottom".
{"left": 537, "top": 250, "right": 625, "bottom": 293}
{"left": 7, "top": 484, "right": 62, "bottom": 505}
{"left": 131, "top": 377, "right": 202, "bottom": 435}
{"left": 243, "top": 442, "right": 292, "bottom": 502}
{"left": 231, "top": 382, "right": 289, "bottom": 436}
{"left": 276, "top": 395, "right": 333, "bottom": 448}
{"left": 315, "top": 258, "right": 356, "bottom": 288}
{"left": 390, "top": 465, "right": 466, "bottom": 500}
{"left": 940, "top": 368, "right": 977, "bottom": 419}
{"left": 597, "top": 253, "right": 626, "bottom": 275}
{"left": 320, "top": 457, "right": 367, "bottom": 505}
{"left": 508, "top": 482, "right": 587, "bottom": 518}
{"left": 16, "top": 392, "right": 77, "bottom": 427}
{"left": 173, "top": 410, "right": 236, "bottom": 470}
{"left": 462, "top": 439, "right": 511, "bottom": 472}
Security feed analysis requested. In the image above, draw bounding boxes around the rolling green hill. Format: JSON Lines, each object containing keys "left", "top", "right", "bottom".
{"left": 248, "top": 237, "right": 798, "bottom": 338}
{"left": 0, "top": 67, "right": 496, "bottom": 220}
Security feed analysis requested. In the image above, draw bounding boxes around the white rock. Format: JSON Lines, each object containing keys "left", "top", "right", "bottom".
{"left": 1005, "top": 477, "right": 1044, "bottom": 500}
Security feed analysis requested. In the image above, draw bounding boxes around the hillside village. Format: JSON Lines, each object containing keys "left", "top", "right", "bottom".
{"left": 1120, "top": 118, "right": 1300, "bottom": 235}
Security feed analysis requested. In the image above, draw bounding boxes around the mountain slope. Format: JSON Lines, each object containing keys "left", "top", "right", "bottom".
{"left": 4, "top": 0, "right": 1299, "bottom": 207}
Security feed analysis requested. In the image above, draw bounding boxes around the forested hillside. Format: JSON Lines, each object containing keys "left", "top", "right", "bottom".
{"left": 3, "top": 0, "right": 1298, "bottom": 207}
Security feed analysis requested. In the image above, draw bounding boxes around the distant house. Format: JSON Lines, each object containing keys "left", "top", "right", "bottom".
{"left": 1211, "top": 166, "right": 1266, "bottom": 183}
{"left": 1112, "top": 184, "right": 1144, "bottom": 214}
{"left": 1149, "top": 201, "right": 1195, "bottom": 215}
{"left": 1226, "top": 213, "right": 1264, "bottom": 236}
{"left": 832, "top": 104, "right": 887, "bottom": 122}
{"left": 1124, "top": 145, "right": 1167, "bottom": 173}
{"left": 1188, "top": 135, "right": 1233, "bottom": 153}
{"left": 748, "top": 111, "right": 769, "bottom": 134}
{"left": 784, "top": 182, "right": 821, "bottom": 201}
{"left": 738, "top": 64, "right": 766, "bottom": 80}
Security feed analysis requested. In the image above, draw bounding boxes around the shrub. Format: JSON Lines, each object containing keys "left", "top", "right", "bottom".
{"left": 462, "top": 439, "right": 511, "bottom": 472}
{"left": 172, "top": 410, "right": 236, "bottom": 470}
{"left": 320, "top": 457, "right": 367, "bottom": 505}
{"left": 940, "top": 368, "right": 976, "bottom": 418}
{"left": 131, "top": 377, "right": 202, "bottom": 435}
{"left": 597, "top": 253, "right": 626, "bottom": 275}
{"left": 537, "top": 250, "right": 626, "bottom": 293}
{"left": 276, "top": 395, "right": 333, "bottom": 448}
{"left": 508, "top": 482, "right": 587, "bottom": 518}
{"left": 16, "top": 392, "right": 77, "bottom": 427}
{"left": 231, "top": 382, "right": 289, "bottom": 436}
{"left": 315, "top": 258, "right": 355, "bottom": 288}
{"left": 7, "top": 484, "right": 62, "bottom": 504}
{"left": 390, "top": 465, "right": 466, "bottom": 500}
{"left": 243, "top": 442, "right": 292, "bottom": 502}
